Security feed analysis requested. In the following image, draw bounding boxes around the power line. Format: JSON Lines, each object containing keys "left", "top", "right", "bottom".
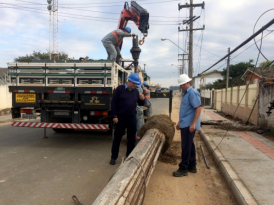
{"left": 208, "top": 29, "right": 274, "bottom": 73}
{"left": 8, "top": 3, "right": 187, "bottom": 18}
{"left": 0, "top": 3, "right": 185, "bottom": 24}
{"left": 210, "top": 32, "right": 267, "bottom": 154}
{"left": 12, "top": 0, "right": 180, "bottom": 7}
{"left": 0, "top": 5, "right": 117, "bottom": 22}
{"left": 10, "top": 0, "right": 185, "bottom": 18}
{"left": 197, "top": 28, "right": 274, "bottom": 75}
{"left": 13, "top": 0, "right": 156, "bottom": 5}
{"left": 201, "top": 18, "right": 274, "bottom": 74}
{"left": 0, "top": 2, "right": 187, "bottom": 22}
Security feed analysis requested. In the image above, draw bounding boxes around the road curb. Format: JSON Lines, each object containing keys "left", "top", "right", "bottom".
{"left": 200, "top": 128, "right": 258, "bottom": 205}
{"left": 0, "top": 120, "right": 13, "bottom": 123}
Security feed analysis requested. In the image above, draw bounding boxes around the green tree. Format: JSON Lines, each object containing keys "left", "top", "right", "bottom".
{"left": 221, "top": 59, "right": 254, "bottom": 81}
{"left": 259, "top": 61, "right": 274, "bottom": 67}
{"left": 204, "top": 60, "right": 254, "bottom": 89}
{"left": 14, "top": 51, "right": 71, "bottom": 62}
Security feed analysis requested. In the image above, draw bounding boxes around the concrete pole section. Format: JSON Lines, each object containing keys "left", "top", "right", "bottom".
{"left": 226, "top": 47, "right": 230, "bottom": 89}
{"left": 93, "top": 129, "right": 165, "bottom": 205}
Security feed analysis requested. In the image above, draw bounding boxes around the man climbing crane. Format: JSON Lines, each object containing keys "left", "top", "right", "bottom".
{"left": 101, "top": 27, "right": 135, "bottom": 63}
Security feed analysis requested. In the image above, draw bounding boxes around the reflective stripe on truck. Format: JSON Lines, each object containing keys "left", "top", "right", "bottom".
{"left": 11, "top": 122, "right": 109, "bottom": 130}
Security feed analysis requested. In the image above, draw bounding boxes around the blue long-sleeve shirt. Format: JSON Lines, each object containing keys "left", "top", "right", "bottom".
{"left": 111, "top": 84, "right": 144, "bottom": 118}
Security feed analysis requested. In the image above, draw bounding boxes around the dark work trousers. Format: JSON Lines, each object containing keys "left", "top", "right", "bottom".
{"left": 179, "top": 127, "right": 196, "bottom": 170}
{"left": 111, "top": 116, "right": 137, "bottom": 160}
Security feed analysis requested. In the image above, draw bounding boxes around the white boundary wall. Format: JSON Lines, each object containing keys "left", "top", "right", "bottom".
{"left": 0, "top": 84, "right": 12, "bottom": 110}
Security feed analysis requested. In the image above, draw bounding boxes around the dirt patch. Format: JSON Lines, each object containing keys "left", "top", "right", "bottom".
{"left": 214, "top": 111, "right": 243, "bottom": 123}
{"left": 140, "top": 114, "right": 175, "bottom": 153}
{"left": 143, "top": 91, "right": 237, "bottom": 205}
{"left": 158, "top": 141, "right": 181, "bottom": 165}
{"left": 213, "top": 111, "right": 274, "bottom": 142}
{"left": 144, "top": 131, "right": 237, "bottom": 205}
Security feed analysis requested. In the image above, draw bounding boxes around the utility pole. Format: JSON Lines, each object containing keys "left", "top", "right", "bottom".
{"left": 144, "top": 64, "right": 146, "bottom": 71}
{"left": 178, "top": 54, "right": 183, "bottom": 74}
{"left": 178, "top": 53, "right": 189, "bottom": 74}
{"left": 226, "top": 47, "right": 230, "bottom": 88}
{"left": 189, "top": 0, "right": 193, "bottom": 78}
{"left": 178, "top": 1, "right": 205, "bottom": 78}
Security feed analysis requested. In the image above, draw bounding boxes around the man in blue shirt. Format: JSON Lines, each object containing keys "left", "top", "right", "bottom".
{"left": 110, "top": 73, "right": 145, "bottom": 165}
{"left": 173, "top": 74, "right": 202, "bottom": 177}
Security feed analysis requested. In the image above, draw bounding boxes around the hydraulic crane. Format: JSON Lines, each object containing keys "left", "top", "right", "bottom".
{"left": 118, "top": 1, "right": 149, "bottom": 72}
{"left": 118, "top": 1, "right": 149, "bottom": 46}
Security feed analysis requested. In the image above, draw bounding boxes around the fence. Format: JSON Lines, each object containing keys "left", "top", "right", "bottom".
{"left": 258, "top": 82, "right": 274, "bottom": 129}
{"left": 200, "top": 89, "right": 213, "bottom": 107}
{"left": 213, "top": 84, "right": 259, "bottom": 125}
{"left": 0, "top": 84, "right": 12, "bottom": 111}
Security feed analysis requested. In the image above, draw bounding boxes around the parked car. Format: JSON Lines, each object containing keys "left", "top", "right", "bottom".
{"left": 160, "top": 87, "right": 170, "bottom": 92}
{"left": 155, "top": 87, "right": 161, "bottom": 92}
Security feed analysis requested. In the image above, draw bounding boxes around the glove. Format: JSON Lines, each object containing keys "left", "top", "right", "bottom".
{"left": 131, "top": 33, "right": 136, "bottom": 36}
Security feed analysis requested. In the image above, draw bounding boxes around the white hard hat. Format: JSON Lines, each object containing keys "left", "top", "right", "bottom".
{"left": 178, "top": 74, "right": 192, "bottom": 85}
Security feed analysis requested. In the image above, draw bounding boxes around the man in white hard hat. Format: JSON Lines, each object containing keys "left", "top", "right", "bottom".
{"left": 173, "top": 74, "right": 202, "bottom": 177}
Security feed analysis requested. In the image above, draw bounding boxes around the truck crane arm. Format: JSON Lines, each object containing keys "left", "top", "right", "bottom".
{"left": 118, "top": 1, "right": 149, "bottom": 48}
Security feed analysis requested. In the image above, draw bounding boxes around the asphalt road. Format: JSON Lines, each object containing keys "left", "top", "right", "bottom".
{"left": 0, "top": 98, "right": 169, "bottom": 205}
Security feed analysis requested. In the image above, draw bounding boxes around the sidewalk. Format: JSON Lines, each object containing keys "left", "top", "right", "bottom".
{"left": 201, "top": 109, "right": 274, "bottom": 205}
{"left": 0, "top": 113, "right": 12, "bottom": 123}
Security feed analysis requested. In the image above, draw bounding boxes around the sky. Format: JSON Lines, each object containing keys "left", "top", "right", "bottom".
{"left": 0, "top": 0, "right": 273, "bottom": 87}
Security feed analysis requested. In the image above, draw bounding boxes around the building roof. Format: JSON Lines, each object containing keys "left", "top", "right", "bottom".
{"left": 0, "top": 68, "right": 8, "bottom": 84}
{"left": 0, "top": 67, "right": 8, "bottom": 76}
{"left": 194, "top": 69, "right": 222, "bottom": 78}
{"left": 242, "top": 67, "right": 274, "bottom": 80}
{"left": 0, "top": 68, "right": 8, "bottom": 76}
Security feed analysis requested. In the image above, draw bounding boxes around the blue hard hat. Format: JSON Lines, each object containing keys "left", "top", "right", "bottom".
{"left": 136, "top": 80, "right": 142, "bottom": 87}
{"left": 122, "top": 27, "right": 131, "bottom": 34}
{"left": 143, "top": 82, "right": 149, "bottom": 89}
{"left": 127, "top": 73, "right": 140, "bottom": 84}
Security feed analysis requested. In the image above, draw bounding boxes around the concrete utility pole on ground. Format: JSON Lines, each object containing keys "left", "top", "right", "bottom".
{"left": 178, "top": 0, "right": 205, "bottom": 78}
{"left": 226, "top": 47, "right": 230, "bottom": 88}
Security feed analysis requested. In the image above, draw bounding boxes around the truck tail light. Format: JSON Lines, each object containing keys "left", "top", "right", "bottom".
{"left": 20, "top": 109, "right": 35, "bottom": 114}
{"left": 90, "top": 111, "right": 108, "bottom": 116}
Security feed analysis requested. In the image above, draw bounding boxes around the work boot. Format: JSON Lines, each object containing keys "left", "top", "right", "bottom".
{"left": 109, "top": 159, "right": 115, "bottom": 165}
{"left": 188, "top": 165, "right": 197, "bottom": 173}
{"left": 173, "top": 168, "right": 188, "bottom": 177}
